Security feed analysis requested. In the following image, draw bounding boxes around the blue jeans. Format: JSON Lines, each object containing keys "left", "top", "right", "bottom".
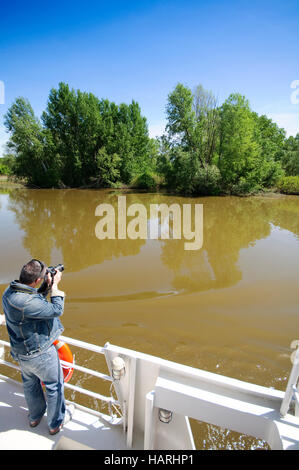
{"left": 18, "top": 344, "right": 65, "bottom": 430}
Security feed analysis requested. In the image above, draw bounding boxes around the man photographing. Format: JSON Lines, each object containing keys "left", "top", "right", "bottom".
{"left": 1, "top": 259, "right": 74, "bottom": 435}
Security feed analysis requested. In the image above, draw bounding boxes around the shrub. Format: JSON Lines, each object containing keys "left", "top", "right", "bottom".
{"left": 193, "top": 165, "right": 221, "bottom": 196}
{"left": 0, "top": 163, "right": 12, "bottom": 175}
{"left": 277, "top": 176, "right": 299, "bottom": 194}
{"left": 131, "top": 170, "right": 161, "bottom": 190}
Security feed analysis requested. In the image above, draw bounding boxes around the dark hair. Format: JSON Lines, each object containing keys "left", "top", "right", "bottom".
{"left": 19, "top": 259, "right": 46, "bottom": 285}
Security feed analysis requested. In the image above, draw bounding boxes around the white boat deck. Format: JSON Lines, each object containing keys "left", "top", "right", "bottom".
{"left": 0, "top": 374, "right": 143, "bottom": 450}
{"left": 1, "top": 337, "right": 299, "bottom": 450}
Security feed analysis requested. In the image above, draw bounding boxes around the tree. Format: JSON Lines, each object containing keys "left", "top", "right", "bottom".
{"left": 169, "top": 147, "right": 220, "bottom": 195}
{"left": 115, "top": 101, "right": 152, "bottom": 184}
{"left": 42, "top": 83, "right": 102, "bottom": 186}
{"left": 95, "top": 147, "right": 120, "bottom": 186}
{"left": 253, "top": 114, "right": 285, "bottom": 187}
{"left": 41, "top": 83, "right": 152, "bottom": 187}
{"left": 166, "top": 83, "right": 219, "bottom": 166}
{"left": 164, "top": 83, "right": 221, "bottom": 194}
{"left": 255, "top": 114, "right": 286, "bottom": 162}
{"left": 193, "top": 84, "right": 220, "bottom": 166}
{"left": 166, "top": 83, "right": 197, "bottom": 152}
{"left": 0, "top": 153, "right": 15, "bottom": 175}
{"left": 4, "top": 97, "right": 60, "bottom": 186}
{"left": 3, "top": 81, "right": 294, "bottom": 194}
{"left": 282, "top": 134, "right": 299, "bottom": 176}
{"left": 218, "top": 94, "right": 261, "bottom": 192}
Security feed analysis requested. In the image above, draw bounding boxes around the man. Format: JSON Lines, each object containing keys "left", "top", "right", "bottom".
{"left": 2, "top": 259, "right": 74, "bottom": 435}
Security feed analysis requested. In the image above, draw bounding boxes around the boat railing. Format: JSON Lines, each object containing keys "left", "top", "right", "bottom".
{"left": 1, "top": 329, "right": 299, "bottom": 449}
{"left": 0, "top": 335, "right": 123, "bottom": 425}
{"left": 280, "top": 345, "right": 299, "bottom": 417}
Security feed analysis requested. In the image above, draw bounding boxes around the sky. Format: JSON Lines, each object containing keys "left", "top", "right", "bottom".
{"left": 0, "top": 0, "right": 299, "bottom": 156}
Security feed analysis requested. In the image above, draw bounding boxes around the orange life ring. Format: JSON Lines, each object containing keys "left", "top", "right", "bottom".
{"left": 53, "top": 339, "right": 74, "bottom": 383}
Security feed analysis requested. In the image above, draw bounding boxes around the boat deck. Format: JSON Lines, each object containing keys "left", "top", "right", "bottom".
{"left": 0, "top": 374, "right": 142, "bottom": 450}
{"left": 1, "top": 337, "right": 299, "bottom": 451}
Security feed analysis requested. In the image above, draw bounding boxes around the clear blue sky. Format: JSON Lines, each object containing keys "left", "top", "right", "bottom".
{"left": 0, "top": 0, "right": 299, "bottom": 155}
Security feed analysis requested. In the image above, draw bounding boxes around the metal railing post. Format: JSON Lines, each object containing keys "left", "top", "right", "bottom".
{"left": 280, "top": 346, "right": 299, "bottom": 417}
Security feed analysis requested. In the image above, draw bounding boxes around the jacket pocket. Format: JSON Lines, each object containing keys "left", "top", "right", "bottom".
{"left": 23, "top": 332, "right": 41, "bottom": 354}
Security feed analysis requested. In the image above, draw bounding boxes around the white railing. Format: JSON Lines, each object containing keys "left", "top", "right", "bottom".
{"left": 0, "top": 335, "right": 123, "bottom": 424}
{"left": 280, "top": 345, "right": 299, "bottom": 417}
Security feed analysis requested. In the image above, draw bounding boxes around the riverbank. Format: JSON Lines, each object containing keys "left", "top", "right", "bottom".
{"left": 0, "top": 174, "right": 297, "bottom": 198}
{"left": 0, "top": 175, "right": 26, "bottom": 189}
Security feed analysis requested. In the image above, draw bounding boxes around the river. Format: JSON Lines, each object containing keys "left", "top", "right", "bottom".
{"left": 0, "top": 188, "right": 298, "bottom": 449}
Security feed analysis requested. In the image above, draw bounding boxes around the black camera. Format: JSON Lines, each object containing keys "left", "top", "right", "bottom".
{"left": 47, "top": 264, "right": 64, "bottom": 276}
{"left": 38, "top": 263, "right": 64, "bottom": 295}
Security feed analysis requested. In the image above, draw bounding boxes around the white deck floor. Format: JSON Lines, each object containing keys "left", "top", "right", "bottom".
{"left": 0, "top": 374, "right": 143, "bottom": 450}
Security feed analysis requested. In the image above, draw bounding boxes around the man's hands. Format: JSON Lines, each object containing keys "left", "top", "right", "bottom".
{"left": 50, "top": 269, "right": 65, "bottom": 298}
{"left": 52, "top": 269, "right": 62, "bottom": 287}
{"left": 46, "top": 269, "right": 62, "bottom": 288}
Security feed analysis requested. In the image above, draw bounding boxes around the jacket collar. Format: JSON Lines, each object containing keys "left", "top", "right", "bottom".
{"left": 10, "top": 280, "right": 37, "bottom": 294}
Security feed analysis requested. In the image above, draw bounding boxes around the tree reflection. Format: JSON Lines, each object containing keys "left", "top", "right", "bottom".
{"left": 160, "top": 195, "right": 299, "bottom": 293}
{"left": 7, "top": 189, "right": 146, "bottom": 272}
{"left": 160, "top": 197, "right": 269, "bottom": 292}
{"left": 6, "top": 189, "right": 299, "bottom": 294}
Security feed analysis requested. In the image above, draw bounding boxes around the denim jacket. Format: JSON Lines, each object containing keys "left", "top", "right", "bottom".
{"left": 2, "top": 280, "right": 65, "bottom": 359}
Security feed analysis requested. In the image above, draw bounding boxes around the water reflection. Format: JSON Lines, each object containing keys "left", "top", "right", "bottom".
{"left": 6, "top": 189, "right": 146, "bottom": 272}
{"left": 1, "top": 189, "right": 299, "bottom": 299}
{"left": 1, "top": 189, "right": 299, "bottom": 420}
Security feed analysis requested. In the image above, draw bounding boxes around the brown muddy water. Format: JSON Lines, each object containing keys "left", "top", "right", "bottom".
{"left": 0, "top": 188, "right": 298, "bottom": 449}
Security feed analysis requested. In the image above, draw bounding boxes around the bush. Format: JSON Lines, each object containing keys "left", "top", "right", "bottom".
{"left": 131, "top": 170, "right": 161, "bottom": 190}
{"left": 193, "top": 165, "right": 221, "bottom": 195}
{"left": 229, "top": 178, "right": 261, "bottom": 195}
{"left": 96, "top": 148, "right": 120, "bottom": 187}
{"left": 277, "top": 176, "right": 299, "bottom": 194}
{"left": 0, "top": 163, "right": 12, "bottom": 175}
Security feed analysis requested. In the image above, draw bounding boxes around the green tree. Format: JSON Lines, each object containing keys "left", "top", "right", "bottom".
{"left": 95, "top": 147, "right": 120, "bottom": 187}
{"left": 42, "top": 83, "right": 102, "bottom": 186}
{"left": 277, "top": 175, "right": 299, "bottom": 194}
{"left": 41, "top": 83, "right": 152, "bottom": 187}
{"left": 0, "top": 154, "right": 15, "bottom": 175}
{"left": 166, "top": 83, "right": 219, "bottom": 166}
{"left": 166, "top": 83, "right": 197, "bottom": 152}
{"left": 164, "top": 83, "right": 221, "bottom": 194}
{"left": 193, "top": 84, "right": 220, "bottom": 166}
{"left": 219, "top": 94, "right": 261, "bottom": 192}
{"left": 252, "top": 114, "right": 285, "bottom": 187}
{"left": 115, "top": 101, "right": 152, "bottom": 184}
{"left": 4, "top": 97, "right": 60, "bottom": 186}
{"left": 282, "top": 134, "right": 299, "bottom": 176}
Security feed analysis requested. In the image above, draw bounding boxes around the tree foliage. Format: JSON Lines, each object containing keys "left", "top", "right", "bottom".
{"left": 278, "top": 175, "right": 299, "bottom": 194}
{"left": 158, "top": 83, "right": 287, "bottom": 195}
{"left": 4, "top": 83, "right": 153, "bottom": 188}
{"left": 3, "top": 81, "right": 298, "bottom": 195}
{"left": 282, "top": 134, "right": 299, "bottom": 176}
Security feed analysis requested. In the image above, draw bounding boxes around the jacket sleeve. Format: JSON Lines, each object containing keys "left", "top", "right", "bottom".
{"left": 23, "top": 292, "right": 65, "bottom": 320}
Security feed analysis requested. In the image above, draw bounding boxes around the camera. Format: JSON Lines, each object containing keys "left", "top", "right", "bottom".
{"left": 38, "top": 263, "right": 64, "bottom": 295}
{"left": 47, "top": 264, "right": 64, "bottom": 276}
